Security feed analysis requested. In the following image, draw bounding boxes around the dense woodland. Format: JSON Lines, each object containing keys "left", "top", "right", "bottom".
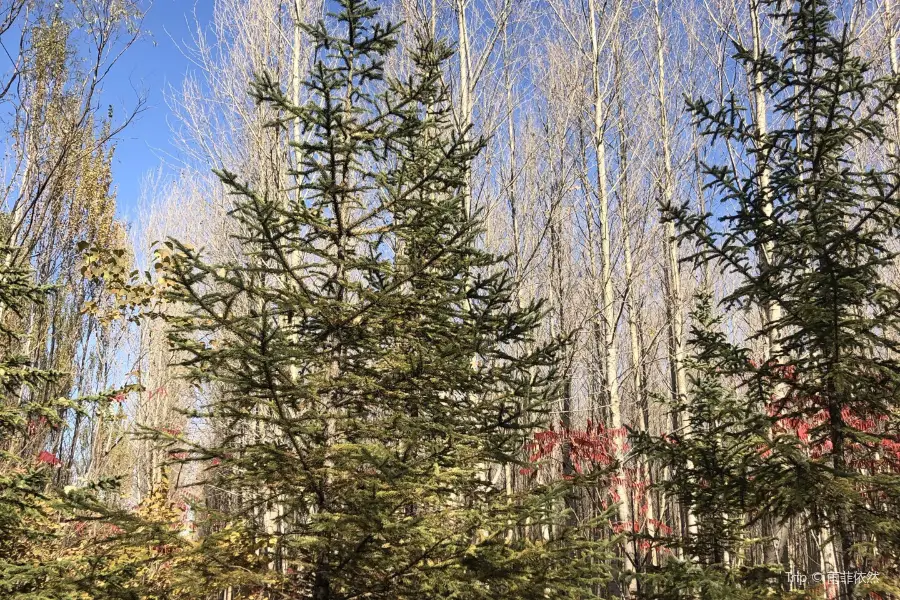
{"left": 3, "top": 0, "right": 900, "bottom": 598}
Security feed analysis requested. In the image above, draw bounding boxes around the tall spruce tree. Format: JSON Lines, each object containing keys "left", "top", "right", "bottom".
{"left": 662, "top": 0, "right": 900, "bottom": 597}
{"left": 0, "top": 243, "right": 65, "bottom": 596}
{"left": 632, "top": 293, "right": 776, "bottom": 599}
{"left": 158, "top": 1, "right": 612, "bottom": 598}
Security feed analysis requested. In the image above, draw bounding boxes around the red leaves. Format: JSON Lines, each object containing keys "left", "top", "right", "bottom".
{"left": 26, "top": 416, "right": 48, "bottom": 435}
{"left": 521, "top": 422, "right": 676, "bottom": 555}
{"left": 647, "top": 518, "right": 673, "bottom": 535}
{"left": 152, "top": 543, "right": 176, "bottom": 556}
{"left": 881, "top": 438, "right": 900, "bottom": 463}
{"left": 37, "top": 450, "right": 61, "bottom": 466}
{"left": 661, "top": 433, "right": 679, "bottom": 446}
{"left": 522, "top": 421, "right": 644, "bottom": 492}
{"left": 528, "top": 428, "right": 559, "bottom": 462}
{"left": 611, "top": 520, "right": 641, "bottom": 534}
{"left": 524, "top": 420, "right": 628, "bottom": 476}
{"left": 766, "top": 395, "right": 900, "bottom": 471}
{"left": 755, "top": 444, "right": 773, "bottom": 459}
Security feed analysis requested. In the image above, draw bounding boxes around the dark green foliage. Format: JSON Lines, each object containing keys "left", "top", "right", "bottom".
{"left": 0, "top": 244, "right": 73, "bottom": 598}
{"left": 158, "top": 1, "right": 613, "bottom": 598}
{"left": 660, "top": 0, "right": 900, "bottom": 596}
{"left": 631, "top": 292, "right": 810, "bottom": 598}
{"left": 636, "top": 560, "right": 802, "bottom": 600}
{"left": 633, "top": 294, "right": 770, "bottom": 577}
{"left": 0, "top": 245, "right": 58, "bottom": 412}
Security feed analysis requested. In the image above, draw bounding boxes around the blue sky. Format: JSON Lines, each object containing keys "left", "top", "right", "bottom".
{"left": 105, "top": 0, "right": 213, "bottom": 223}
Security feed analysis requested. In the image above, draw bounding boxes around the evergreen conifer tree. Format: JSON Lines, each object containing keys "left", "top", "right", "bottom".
{"left": 0, "top": 244, "right": 124, "bottom": 598}
{"left": 632, "top": 293, "right": 776, "bottom": 598}
{"left": 0, "top": 243, "right": 66, "bottom": 596}
{"left": 658, "top": 0, "right": 900, "bottom": 597}
{"left": 158, "top": 1, "right": 613, "bottom": 597}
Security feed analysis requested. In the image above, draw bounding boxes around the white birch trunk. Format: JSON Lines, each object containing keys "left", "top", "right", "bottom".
{"left": 587, "top": 0, "right": 633, "bottom": 588}
{"left": 653, "top": 0, "right": 694, "bottom": 541}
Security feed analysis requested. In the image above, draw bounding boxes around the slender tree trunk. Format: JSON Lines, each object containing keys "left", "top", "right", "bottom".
{"left": 615, "top": 48, "right": 657, "bottom": 571}
{"left": 544, "top": 153, "right": 573, "bottom": 542}
{"left": 262, "top": 2, "right": 310, "bottom": 581}
{"left": 587, "top": 0, "right": 633, "bottom": 590}
{"left": 652, "top": 0, "right": 694, "bottom": 542}
{"left": 749, "top": 0, "right": 781, "bottom": 363}
{"left": 747, "top": 1, "right": 799, "bottom": 578}
{"left": 455, "top": 0, "right": 474, "bottom": 219}
{"left": 502, "top": 24, "right": 523, "bottom": 543}
{"left": 885, "top": 0, "right": 900, "bottom": 157}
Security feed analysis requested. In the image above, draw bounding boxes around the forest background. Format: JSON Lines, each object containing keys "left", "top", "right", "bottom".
{"left": 3, "top": 0, "right": 900, "bottom": 598}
